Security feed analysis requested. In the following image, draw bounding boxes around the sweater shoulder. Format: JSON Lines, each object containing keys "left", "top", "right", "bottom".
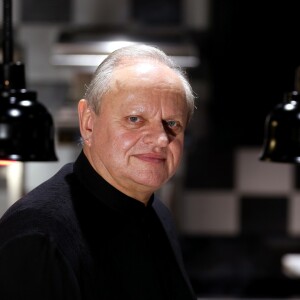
{"left": 3, "top": 163, "right": 74, "bottom": 216}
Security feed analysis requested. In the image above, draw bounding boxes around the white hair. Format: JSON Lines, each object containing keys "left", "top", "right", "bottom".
{"left": 84, "top": 43, "right": 195, "bottom": 122}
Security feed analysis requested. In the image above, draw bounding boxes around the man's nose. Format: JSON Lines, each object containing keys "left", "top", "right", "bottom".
{"left": 143, "top": 124, "right": 169, "bottom": 147}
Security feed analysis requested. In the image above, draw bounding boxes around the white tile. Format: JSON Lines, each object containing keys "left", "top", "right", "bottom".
{"left": 24, "top": 144, "right": 81, "bottom": 193}
{"left": 235, "top": 147, "right": 294, "bottom": 194}
{"left": 288, "top": 194, "right": 300, "bottom": 236}
{"left": 181, "top": 191, "right": 239, "bottom": 235}
{"left": 0, "top": 188, "right": 9, "bottom": 218}
{"left": 73, "top": 0, "right": 130, "bottom": 25}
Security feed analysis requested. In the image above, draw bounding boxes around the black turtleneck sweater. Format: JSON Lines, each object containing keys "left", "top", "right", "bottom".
{"left": 0, "top": 151, "right": 196, "bottom": 300}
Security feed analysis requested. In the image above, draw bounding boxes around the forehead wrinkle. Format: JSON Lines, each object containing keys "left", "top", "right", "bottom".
{"left": 108, "top": 81, "right": 186, "bottom": 117}
{"left": 112, "top": 79, "right": 184, "bottom": 97}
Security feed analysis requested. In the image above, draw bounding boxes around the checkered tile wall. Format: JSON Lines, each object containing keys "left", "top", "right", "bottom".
{"left": 181, "top": 147, "right": 300, "bottom": 237}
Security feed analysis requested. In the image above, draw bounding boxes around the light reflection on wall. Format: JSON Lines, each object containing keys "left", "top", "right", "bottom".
{"left": 0, "top": 162, "right": 24, "bottom": 217}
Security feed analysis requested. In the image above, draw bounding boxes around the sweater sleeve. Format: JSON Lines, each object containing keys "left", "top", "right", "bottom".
{"left": 0, "top": 234, "right": 82, "bottom": 300}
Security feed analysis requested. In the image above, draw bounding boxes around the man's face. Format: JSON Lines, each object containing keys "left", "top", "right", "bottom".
{"left": 79, "top": 61, "right": 189, "bottom": 202}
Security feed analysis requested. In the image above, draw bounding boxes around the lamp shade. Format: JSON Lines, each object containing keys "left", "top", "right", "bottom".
{"left": 0, "top": 0, "right": 57, "bottom": 162}
{"left": 260, "top": 91, "right": 300, "bottom": 163}
{"left": 0, "top": 84, "right": 57, "bottom": 162}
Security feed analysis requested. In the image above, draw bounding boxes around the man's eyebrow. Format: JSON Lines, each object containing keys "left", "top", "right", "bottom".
{"left": 164, "top": 114, "right": 185, "bottom": 120}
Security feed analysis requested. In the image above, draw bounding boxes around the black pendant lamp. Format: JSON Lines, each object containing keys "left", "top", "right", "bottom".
{"left": 260, "top": 68, "right": 300, "bottom": 163}
{"left": 0, "top": 0, "right": 57, "bottom": 162}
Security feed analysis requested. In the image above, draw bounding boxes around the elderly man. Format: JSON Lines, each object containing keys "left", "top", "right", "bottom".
{"left": 0, "top": 44, "right": 196, "bottom": 300}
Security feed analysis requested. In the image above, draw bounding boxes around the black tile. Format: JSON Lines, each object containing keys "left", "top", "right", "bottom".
{"left": 294, "top": 165, "right": 300, "bottom": 189}
{"left": 131, "top": 0, "right": 182, "bottom": 26}
{"left": 240, "top": 196, "right": 288, "bottom": 236}
{"left": 21, "top": 0, "right": 72, "bottom": 23}
{"left": 185, "top": 139, "right": 234, "bottom": 189}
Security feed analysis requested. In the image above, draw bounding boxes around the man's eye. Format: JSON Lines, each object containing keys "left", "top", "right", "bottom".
{"left": 166, "top": 120, "right": 178, "bottom": 128}
{"left": 128, "top": 116, "right": 140, "bottom": 123}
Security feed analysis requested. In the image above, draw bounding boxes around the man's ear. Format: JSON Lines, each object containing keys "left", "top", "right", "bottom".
{"left": 78, "top": 99, "right": 93, "bottom": 145}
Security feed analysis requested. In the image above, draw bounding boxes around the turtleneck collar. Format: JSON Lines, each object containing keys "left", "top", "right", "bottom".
{"left": 73, "top": 151, "right": 154, "bottom": 218}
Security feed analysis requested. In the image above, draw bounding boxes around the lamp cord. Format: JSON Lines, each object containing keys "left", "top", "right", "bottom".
{"left": 3, "top": 0, "right": 13, "bottom": 64}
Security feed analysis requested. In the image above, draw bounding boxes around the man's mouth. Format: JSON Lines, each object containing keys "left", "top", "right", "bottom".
{"left": 134, "top": 153, "right": 166, "bottom": 163}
